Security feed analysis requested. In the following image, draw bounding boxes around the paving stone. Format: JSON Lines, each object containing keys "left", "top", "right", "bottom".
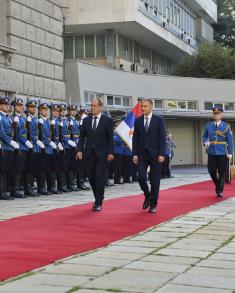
{"left": 125, "top": 260, "right": 189, "bottom": 273}
{"left": 156, "top": 248, "right": 210, "bottom": 258}
{"left": 188, "top": 266, "right": 235, "bottom": 278}
{"left": 210, "top": 253, "right": 235, "bottom": 262}
{"left": 217, "top": 247, "right": 235, "bottom": 254}
{"left": 101, "top": 244, "right": 155, "bottom": 254}
{"left": 64, "top": 256, "right": 130, "bottom": 267}
{"left": 114, "top": 239, "right": 164, "bottom": 248}
{"left": 83, "top": 268, "right": 175, "bottom": 292}
{"left": 41, "top": 263, "right": 111, "bottom": 277}
{"left": 73, "top": 290, "right": 115, "bottom": 293}
{"left": 172, "top": 272, "right": 235, "bottom": 289}
{"left": 197, "top": 259, "right": 235, "bottom": 270}
{"left": 140, "top": 255, "right": 199, "bottom": 265}
{"left": 157, "top": 284, "right": 231, "bottom": 293}
{"left": 87, "top": 250, "right": 144, "bottom": 260}
{"left": 0, "top": 284, "right": 71, "bottom": 293}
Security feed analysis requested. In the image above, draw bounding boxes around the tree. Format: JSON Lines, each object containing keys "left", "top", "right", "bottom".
{"left": 213, "top": 0, "right": 235, "bottom": 49}
{"left": 174, "top": 43, "right": 235, "bottom": 79}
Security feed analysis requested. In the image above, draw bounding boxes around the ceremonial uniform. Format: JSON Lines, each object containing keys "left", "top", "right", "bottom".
{"left": 123, "top": 143, "right": 133, "bottom": 183}
{"left": 202, "top": 107, "right": 233, "bottom": 197}
{"left": 0, "top": 97, "right": 16, "bottom": 200}
{"left": 162, "top": 135, "right": 175, "bottom": 178}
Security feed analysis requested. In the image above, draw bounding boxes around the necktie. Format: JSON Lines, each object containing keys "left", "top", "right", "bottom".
{"left": 92, "top": 116, "right": 97, "bottom": 132}
{"left": 145, "top": 117, "right": 149, "bottom": 133}
{"left": 215, "top": 123, "right": 217, "bottom": 128}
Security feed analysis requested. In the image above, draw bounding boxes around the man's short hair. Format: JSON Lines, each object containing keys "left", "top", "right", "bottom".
{"left": 142, "top": 98, "right": 153, "bottom": 106}
{"left": 92, "top": 98, "right": 103, "bottom": 107}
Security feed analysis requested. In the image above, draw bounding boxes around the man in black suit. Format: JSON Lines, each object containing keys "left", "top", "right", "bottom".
{"left": 76, "top": 99, "right": 114, "bottom": 211}
{"left": 133, "top": 99, "right": 166, "bottom": 213}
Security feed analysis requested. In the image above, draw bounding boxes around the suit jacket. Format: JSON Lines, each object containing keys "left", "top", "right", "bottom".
{"left": 78, "top": 114, "right": 114, "bottom": 159}
{"left": 132, "top": 114, "right": 166, "bottom": 159}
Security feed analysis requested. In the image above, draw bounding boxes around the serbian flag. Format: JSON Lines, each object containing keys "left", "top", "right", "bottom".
{"left": 115, "top": 102, "right": 142, "bottom": 151}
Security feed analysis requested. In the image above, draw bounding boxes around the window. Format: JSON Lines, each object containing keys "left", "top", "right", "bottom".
{"left": 75, "top": 36, "right": 84, "bottom": 58}
{"left": 123, "top": 97, "right": 130, "bottom": 107}
{"left": 106, "top": 95, "right": 132, "bottom": 107}
{"left": 107, "top": 96, "right": 114, "bottom": 106}
{"left": 168, "top": 100, "right": 197, "bottom": 110}
{"left": 64, "top": 36, "right": 74, "bottom": 59}
{"left": 85, "top": 35, "right": 95, "bottom": 58}
{"left": 154, "top": 99, "right": 163, "bottom": 109}
{"left": 115, "top": 97, "right": 122, "bottom": 106}
{"left": 118, "top": 35, "right": 133, "bottom": 62}
{"left": 84, "top": 91, "right": 104, "bottom": 105}
{"left": 96, "top": 35, "right": 105, "bottom": 57}
{"left": 205, "top": 101, "right": 234, "bottom": 112}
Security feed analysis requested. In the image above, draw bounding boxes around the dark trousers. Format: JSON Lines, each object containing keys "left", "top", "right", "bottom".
{"left": 162, "top": 155, "right": 171, "bottom": 178}
{"left": 114, "top": 154, "right": 123, "bottom": 182}
{"left": 85, "top": 149, "right": 107, "bottom": 205}
{"left": 137, "top": 149, "right": 162, "bottom": 208}
{"left": 67, "top": 148, "right": 76, "bottom": 172}
{"left": 1, "top": 150, "right": 14, "bottom": 192}
{"left": 208, "top": 155, "right": 227, "bottom": 193}
{"left": 123, "top": 155, "right": 132, "bottom": 181}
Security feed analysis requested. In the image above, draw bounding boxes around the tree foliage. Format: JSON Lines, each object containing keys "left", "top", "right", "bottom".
{"left": 213, "top": 0, "right": 235, "bottom": 49}
{"left": 174, "top": 43, "right": 235, "bottom": 79}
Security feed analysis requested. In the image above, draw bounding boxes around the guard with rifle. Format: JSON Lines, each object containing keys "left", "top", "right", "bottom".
{"left": 48, "top": 102, "right": 64, "bottom": 194}
{"left": 37, "top": 102, "right": 57, "bottom": 195}
{"left": 11, "top": 97, "right": 33, "bottom": 198}
{"left": 0, "top": 96, "right": 17, "bottom": 200}
{"left": 24, "top": 99, "right": 45, "bottom": 196}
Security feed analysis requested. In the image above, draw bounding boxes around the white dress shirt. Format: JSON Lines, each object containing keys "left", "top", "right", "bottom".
{"left": 92, "top": 113, "right": 102, "bottom": 128}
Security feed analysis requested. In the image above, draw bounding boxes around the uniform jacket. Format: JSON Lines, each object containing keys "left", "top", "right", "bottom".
{"left": 0, "top": 112, "right": 14, "bottom": 151}
{"left": 27, "top": 114, "right": 40, "bottom": 153}
{"left": 202, "top": 121, "right": 234, "bottom": 156}
{"left": 38, "top": 117, "right": 53, "bottom": 155}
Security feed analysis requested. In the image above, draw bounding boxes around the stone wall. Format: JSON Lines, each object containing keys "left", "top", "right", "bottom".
{"left": 0, "top": 0, "right": 65, "bottom": 99}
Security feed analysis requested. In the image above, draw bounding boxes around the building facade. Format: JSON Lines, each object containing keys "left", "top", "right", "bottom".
{"left": 0, "top": 0, "right": 65, "bottom": 100}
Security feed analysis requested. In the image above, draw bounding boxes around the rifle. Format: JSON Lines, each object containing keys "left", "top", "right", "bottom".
{"left": 68, "top": 95, "right": 74, "bottom": 140}
{"left": 12, "top": 93, "right": 19, "bottom": 154}
{"left": 50, "top": 103, "right": 57, "bottom": 154}
{"left": 25, "top": 92, "right": 32, "bottom": 143}
{"left": 37, "top": 98, "right": 45, "bottom": 153}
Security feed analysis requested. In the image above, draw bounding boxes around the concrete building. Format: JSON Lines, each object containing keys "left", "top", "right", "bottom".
{"left": 0, "top": 0, "right": 65, "bottom": 100}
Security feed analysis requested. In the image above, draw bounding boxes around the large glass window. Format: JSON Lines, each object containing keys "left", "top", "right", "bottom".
{"left": 168, "top": 100, "right": 197, "bottom": 110}
{"left": 96, "top": 35, "right": 105, "bottom": 57}
{"left": 205, "top": 102, "right": 234, "bottom": 112}
{"left": 85, "top": 35, "right": 95, "bottom": 58}
{"left": 154, "top": 99, "right": 163, "bottom": 109}
{"left": 64, "top": 36, "right": 74, "bottom": 59}
{"left": 75, "top": 36, "right": 84, "bottom": 58}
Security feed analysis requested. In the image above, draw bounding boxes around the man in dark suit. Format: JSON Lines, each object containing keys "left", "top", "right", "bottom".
{"left": 133, "top": 99, "right": 166, "bottom": 213}
{"left": 76, "top": 99, "right": 114, "bottom": 211}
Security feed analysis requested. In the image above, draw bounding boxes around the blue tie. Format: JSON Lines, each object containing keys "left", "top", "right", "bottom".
{"left": 145, "top": 117, "right": 149, "bottom": 133}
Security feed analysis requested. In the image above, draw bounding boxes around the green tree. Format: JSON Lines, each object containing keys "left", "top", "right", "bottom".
{"left": 213, "top": 0, "right": 235, "bottom": 49}
{"left": 174, "top": 43, "right": 235, "bottom": 79}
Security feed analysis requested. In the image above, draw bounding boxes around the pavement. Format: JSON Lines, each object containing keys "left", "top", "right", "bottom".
{"left": 1, "top": 167, "right": 235, "bottom": 293}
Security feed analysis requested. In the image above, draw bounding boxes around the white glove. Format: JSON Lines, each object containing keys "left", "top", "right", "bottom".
{"left": 36, "top": 140, "right": 45, "bottom": 149}
{"left": 204, "top": 142, "right": 210, "bottom": 147}
{"left": 10, "top": 140, "right": 19, "bottom": 149}
{"left": 27, "top": 116, "right": 32, "bottom": 122}
{"left": 38, "top": 118, "right": 44, "bottom": 124}
{"left": 13, "top": 116, "right": 19, "bottom": 123}
{"left": 59, "top": 121, "right": 63, "bottom": 127}
{"left": 68, "top": 140, "right": 76, "bottom": 148}
{"left": 0, "top": 144, "right": 1, "bottom": 149}
{"left": 58, "top": 142, "right": 64, "bottom": 151}
{"left": 50, "top": 141, "right": 57, "bottom": 149}
{"left": 51, "top": 119, "right": 55, "bottom": 125}
{"left": 25, "top": 140, "right": 33, "bottom": 149}
{"left": 69, "top": 120, "right": 74, "bottom": 126}
{"left": 228, "top": 154, "right": 232, "bottom": 160}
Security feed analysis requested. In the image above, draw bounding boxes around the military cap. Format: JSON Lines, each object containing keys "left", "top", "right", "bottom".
{"left": 26, "top": 99, "right": 38, "bottom": 107}
{"left": 60, "top": 102, "right": 68, "bottom": 110}
{"left": 0, "top": 96, "right": 10, "bottom": 104}
{"left": 68, "top": 104, "right": 78, "bottom": 110}
{"left": 39, "top": 102, "right": 49, "bottom": 109}
{"left": 113, "top": 116, "right": 122, "bottom": 123}
{"left": 11, "top": 97, "right": 24, "bottom": 106}
{"left": 50, "top": 102, "right": 61, "bottom": 110}
{"left": 212, "top": 107, "right": 223, "bottom": 114}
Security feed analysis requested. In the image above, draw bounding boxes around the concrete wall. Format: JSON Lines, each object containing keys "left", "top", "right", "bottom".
{"left": 0, "top": 0, "right": 65, "bottom": 99}
{"left": 65, "top": 60, "right": 235, "bottom": 107}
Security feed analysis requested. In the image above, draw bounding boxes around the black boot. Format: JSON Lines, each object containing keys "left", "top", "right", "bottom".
{"left": 11, "top": 174, "right": 27, "bottom": 198}
{"left": 48, "top": 172, "right": 59, "bottom": 194}
{"left": 57, "top": 172, "right": 69, "bottom": 193}
{"left": 210, "top": 174, "right": 219, "bottom": 195}
{"left": 25, "top": 174, "right": 38, "bottom": 197}
{"left": 0, "top": 175, "right": 14, "bottom": 200}
{"left": 67, "top": 171, "right": 79, "bottom": 192}
{"left": 37, "top": 173, "right": 51, "bottom": 195}
{"left": 77, "top": 177, "right": 88, "bottom": 190}
{"left": 217, "top": 175, "right": 225, "bottom": 197}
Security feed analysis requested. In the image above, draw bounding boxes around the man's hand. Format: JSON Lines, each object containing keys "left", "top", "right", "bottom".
{"left": 76, "top": 152, "right": 83, "bottom": 160}
{"left": 107, "top": 154, "right": 114, "bottom": 161}
{"left": 133, "top": 156, "right": 139, "bottom": 165}
{"left": 158, "top": 156, "right": 165, "bottom": 163}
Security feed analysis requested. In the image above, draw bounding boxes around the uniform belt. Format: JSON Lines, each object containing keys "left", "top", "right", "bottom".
{"left": 64, "top": 135, "right": 70, "bottom": 138}
{"left": 210, "top": 141, "right": 227, "bottom": 145}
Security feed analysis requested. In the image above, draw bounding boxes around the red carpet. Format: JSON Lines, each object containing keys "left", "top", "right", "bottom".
{"left": 0, "top": 180, "right": 235, "bottom": 281}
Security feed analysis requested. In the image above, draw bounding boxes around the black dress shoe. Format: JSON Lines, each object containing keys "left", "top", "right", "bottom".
{"left": 92, "top": 204, "right": 102, "bottom": 212}
{"left": 142, "top": 198, "right": 150, "bottom": 210}
{"left": 148, "top": 207, "right": 156, "bottom": 213}
{"left": 217, "top": 192, "right": 223, "bottom": 198}
{"left": 0, "top": 193, "right": 15, "bottom": 200}
{"left": 105, "top": 181, "right": 113, "bottom": 187}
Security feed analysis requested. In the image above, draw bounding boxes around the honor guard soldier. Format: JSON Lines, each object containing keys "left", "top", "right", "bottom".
{"left": 38, "top": 102, "right": 57, "bottom": 195}
{"left": 11, "top": 97, "right": 33, "bottom": 198}
{"left": 202, "top": 107, "right": 234, "bottom": 197}
{"left": 24, "top": 99, "right": 45, "bottom": 197}
{"left": 113, "top": 117, "right": 124, "bottom": 184}
{"left": 67, "top": 104, "right": 82, "bottom": 191}
{"left": 0, "top": 96, "right": 16, "bottom": 200}
{"left": 48, "top": 102, "right": 64, "bottom": 194}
